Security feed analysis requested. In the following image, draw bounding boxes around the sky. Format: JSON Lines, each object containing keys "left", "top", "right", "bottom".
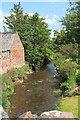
{"left": 0, "top": 1, "right": 70, "bottom": 37}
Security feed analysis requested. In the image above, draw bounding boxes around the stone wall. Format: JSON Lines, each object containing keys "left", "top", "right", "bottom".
{"left": 0, "top": 33, "right": 25, "bottom": 74}
{"left": 18, "top": 110, "right": 79, "bottom": 119}
{"left": 0, "top": 106, "right": 79, "bottom": 120}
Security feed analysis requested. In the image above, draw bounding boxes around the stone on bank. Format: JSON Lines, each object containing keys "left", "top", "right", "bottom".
{"left": 0, "top": 105, "right": 10, "bottom": 120}
{"left": 17, "top": 110, "right": 76, "bottom": 119}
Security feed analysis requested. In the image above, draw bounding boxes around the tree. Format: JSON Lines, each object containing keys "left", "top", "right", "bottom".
{"left": 53, "top": 30, "right": 66, "bottom": 45}
{"left": 51, "top": 1, "right": 79, "bottom": 56}
{"left": 60, "top": 2, "right": 80, "bottom": 44}
{"left": 52, "top": 2, "right": 80, "bottom": 47}
{"left": 3, "top": 3, "right": 52, "bottom": 68}
{"left": 22, "top": 13, "right": 52, "bottom": 67}
{"left": 3, "top": 2, "right": 28, "bottom": 32}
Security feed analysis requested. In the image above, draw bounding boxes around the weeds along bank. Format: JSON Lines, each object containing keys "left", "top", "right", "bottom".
{"left": 1, "top": 63, "right": 31, "bottom": 112}
{"left": 52, "top": 44, "right": 79, "bottom": 117}
{"left": 53, "top": 55, "right": 79, "bottom": 96}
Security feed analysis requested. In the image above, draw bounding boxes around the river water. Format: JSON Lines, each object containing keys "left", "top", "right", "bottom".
{"left": 8, "top": 64, "right": 60, "bottom": 118}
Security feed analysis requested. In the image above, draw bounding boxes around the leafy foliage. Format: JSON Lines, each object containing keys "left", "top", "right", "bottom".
{"left": 51, "top": 1, "right": 79, "bottom": 97}
{"left": 60, "top": 44, "right": 78, "bottom": 60}
{"left": 60, "top": 2, "right": 80, "bottom": 44}
{"left": 52, "top": 2, "right": 80, "bottom": 47}
{"left": 23, "top": 13, "right": 52, "bottom": 67}
{"left": 1, "top": 75, "right": 14, "bottom": 111}
{"left": 76, "top": 70, "right": 80, "bottom": 86}
{"left": 7, "top": 64, "right": 31, "bottom": 81}
{"left": 53, "top": 51, "right": 78, "bottom": 96}
{"left": 3, "top": 2, "right": 27, "bottom": 32}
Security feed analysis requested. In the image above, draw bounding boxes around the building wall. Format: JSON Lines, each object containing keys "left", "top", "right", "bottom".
{"left": 0, "top": 34, "right": 25, "bottom": 74}
{"left": 0, "top": 50, "right": 11, "bottom": 74}
{"left": 11, "top": 48, "right": 25, "bottom": 68}
{"left": 11, "top": 33, "right": 25, "bottom": 68}
{"left": 1, "top": 59, "right": 11, "bottom": 74}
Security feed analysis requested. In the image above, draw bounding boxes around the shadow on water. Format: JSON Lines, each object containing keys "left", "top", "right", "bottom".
{"left": 8, "top": 64, "right": 61, "bottom": 118}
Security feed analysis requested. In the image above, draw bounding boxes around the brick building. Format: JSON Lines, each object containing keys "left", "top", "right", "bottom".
{"left": 0, "top": 32, "right": 25, "bottom": 74}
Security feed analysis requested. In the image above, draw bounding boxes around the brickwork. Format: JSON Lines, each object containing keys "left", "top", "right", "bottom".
{"left": 1, "top": 59, "right": 11, "bottom": 73}
{"left": 11, "top": 33, "right": 25, "bottom": 68}
{"left": 0, "top": 32, "right": 25, "bottom": 74}
{"left": 11, "top": 48, "right": 25, "bottom": 68}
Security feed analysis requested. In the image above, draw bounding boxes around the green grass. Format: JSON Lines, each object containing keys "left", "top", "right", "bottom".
{"left": 56, "top": 96, "right": 79, "bottom": 117}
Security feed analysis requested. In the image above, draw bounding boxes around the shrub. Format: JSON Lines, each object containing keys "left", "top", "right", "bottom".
{"left": 1, "top": 75, "right": 14, "bottom": 111}
{"left": 76, "top": 70, "right": 80, "bottom": 86}
{"left": 54, "top": 55, "right": 78, "bottom": 96}
{"left": 60, "top": 44, "right": 78, "bottom": 59}
{"left": 68, "top": 75, "right": 77, "bottom": 90}
{"left": 58, "top": 61, "right": 77, "bottom": 81}
{"left": 2, "top": 93, "right": 10, "bottom": 112}
{"left": 60, "top": 82, "right": 70, "bottom": 96}
{"left": 62, "top": 62, "right": 76, "bottom": 77}
{"left": 7, "top": 69, "right": 19, "bottom": 82}
{"left": 53, "top": 53, "right": 65, "bottom": 67}
{"left": 2, "top": 75, "right": 14, "bottom": 96}
{"left": 7, "top": 64, "right": 31, "bottom": 81}
{"left": 60, "top": 82, "right": 69, "bottom": 91}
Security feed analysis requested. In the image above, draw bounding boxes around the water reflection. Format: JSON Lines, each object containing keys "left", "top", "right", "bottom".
{"left": 47, "top": 64, "right": 57, "bottom": 76}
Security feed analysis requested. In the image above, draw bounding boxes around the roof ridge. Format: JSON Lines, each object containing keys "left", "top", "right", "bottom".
{"left": 0, "top": 32, "right": 18, "bottom": 34}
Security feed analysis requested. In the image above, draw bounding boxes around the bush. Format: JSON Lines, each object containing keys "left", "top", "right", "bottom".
{"left": 53, "top": 53, "right": 78, "bottom": 96}
{"left": 7, "top": 69, "right": 19, "bottom": 82}
{"left": 76, "top": 70, "right": 80, "bottom": 86}
{"left": 7, "top": 64, "right": 31, "bottom": 81}
{"left": 68, "top": 75, "right": 77, "bottom": 90}
{"left": 58, "top": 61, "right": 77, "bottom": 82}
{"left": 60, "top": 44, "right": 78, "bottom": 59}
{"left": 53, "top": 53, "right": 65, "bottom": 67}
{"left": 2, "top": 75, "right": 14, "bottom": 96}
{"left": 2, "top": 93, "right": 10, "bottom": 112}
{"left": 60, "top": 74, "right": 77, "bottom": 96}
{"left": 61, "top": 62, "right": 76, "bottom": 77}
{"left": 1, "top": 75, "right": 14, "bottom": 111}
{"left": 60, "top": 82, "right": 69, "bottom": 91}
{"left": 60, "top": 82, "right": 70, "bottom": 96}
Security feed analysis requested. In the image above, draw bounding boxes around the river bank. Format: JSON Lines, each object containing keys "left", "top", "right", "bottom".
{"left": 51, "top": 52, "right": 79, "bottom": 118}
{"left": 1, "top": 63, "right": 32, "bottom": 112}
{"left": 8, "top": 64, "right": 61, "bottom": 118}
{"left": 1, "top": 60, "right": 79, "bottom": 118}
{"left": 55, "top": 96, "right": 79, "bottom": 117}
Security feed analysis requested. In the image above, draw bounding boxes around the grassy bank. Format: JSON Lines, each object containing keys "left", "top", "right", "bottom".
{"left": 1, "top": 63, "right": 31, "bottom": 112}
{"left": 55, "top": 96, "right": 79, "bottom": 117}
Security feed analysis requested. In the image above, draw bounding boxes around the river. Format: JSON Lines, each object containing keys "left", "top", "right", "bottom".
{"left": 8, "top": 64, "right": 61, "bottom": 118}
